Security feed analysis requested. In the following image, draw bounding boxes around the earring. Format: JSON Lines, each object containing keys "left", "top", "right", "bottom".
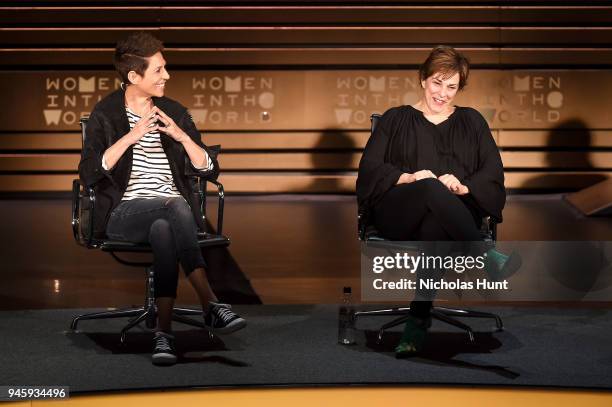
{"left": 120, "top": 82, "right": 127, "bottom": 91}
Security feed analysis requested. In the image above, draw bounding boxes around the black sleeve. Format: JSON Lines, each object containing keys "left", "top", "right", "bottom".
{"left": 178, "top": 110, "right": 220, "bottom": 181}
{"left": 462, "top": 114, "right": 506, "bottom": 222}
{"left": 78, "top": 111, "right": 115, "bottom": 188}
{"left": 356, "top": 111, "right": 403, "bottom": 210}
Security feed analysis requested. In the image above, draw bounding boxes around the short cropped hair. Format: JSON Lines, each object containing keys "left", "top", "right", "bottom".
{"left": 114, "top": 32, "right": 164, "bottom": 84}
{"left": 419, "top": 45, "right": 470, "bottom": 90}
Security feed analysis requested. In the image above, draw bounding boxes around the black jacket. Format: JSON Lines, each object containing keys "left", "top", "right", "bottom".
{"left": 356, "top": 106, "right": 505, "bottom": 222}
{"left": 78, "top": 89, "right": 219, "bottom": 239}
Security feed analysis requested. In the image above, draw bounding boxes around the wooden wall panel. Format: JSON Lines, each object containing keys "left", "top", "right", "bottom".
{"left": 0, "top": 27, "right": 501, "bottom": 46}
{"left": 498, "top": 131, "right": 612, "bottom": 148}
{"left": 0, "top": 132, "right": 369, "bottom": 151}
{"left": 2, "top": 48, "right": 507, "bottom": 67}
{"left": 0, "top": 133, "right": 80, "bottom": 150}
{"left": 500, "top": 6, "right": 612, "bottom": 24}
{"left": 3, "top": 4, "right": 611, "bottom": 26}
{"left": 6, "top": 27, "right": 612, "bottom": 47}
{"left": 0, "top": 6, "right": 500, "bottom": 25}
{"left": 3, "top": 130, "right": 612, "bottom": 151}
{"left": 500, "top": 28, "right": 612, "bottom": 44}
{"left": 1, "top": 1, "right": 611, "bottom": 193}
{"left": 501, "top": 152, "right": 612, "bottom": 170}
{"left": 3, "top": 130, "right": 612, "bottom": 152}
{"left": 6, "top": 48, "right": 612, "bottom": 67}
{"left": 1, "top": 172, "right": 610, "bottom": 193}
{"left": 1, "top": 151, "right": 610, "bottom": 173}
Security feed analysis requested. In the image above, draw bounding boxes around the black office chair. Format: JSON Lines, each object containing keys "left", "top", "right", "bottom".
{"left": 71, "top": 116, "right": 230, "bottom": 343}
{"left": 355, "top": 113, "right": 503, "bottom": 344}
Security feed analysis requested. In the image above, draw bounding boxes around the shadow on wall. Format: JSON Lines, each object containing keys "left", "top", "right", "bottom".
{"left": 521, "top": 118, "right": 607, "bottom": 191}
{"left": 303, "top": 129, "right": 357, "bottom": 193}
{"left": 202, "top": 219, "right": 262, "bottom": 305}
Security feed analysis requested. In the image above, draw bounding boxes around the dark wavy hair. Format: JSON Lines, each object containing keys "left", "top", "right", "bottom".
{"left": 114, "top": 32, "right": 164, "bottom": 85}
{"left": 419, "top": 45, "right": 470, "bottom": 90}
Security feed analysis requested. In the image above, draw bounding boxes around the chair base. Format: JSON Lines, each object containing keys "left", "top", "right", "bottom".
{"left": 70, "top": 306, "right": 210, "bottom": 343}
{"left": 355, "top": 306, "right": 503, "bottom": 345}
{"left": 70, "top": 266, "right": 212, "bottom": 343}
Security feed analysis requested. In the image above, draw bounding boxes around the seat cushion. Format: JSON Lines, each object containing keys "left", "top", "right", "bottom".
{"left": 100, "top": 233, "right": 230, "bottom": 252}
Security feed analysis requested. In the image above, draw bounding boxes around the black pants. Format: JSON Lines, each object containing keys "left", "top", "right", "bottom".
{"left": 106, "top": 196, "right": 206, "bottom": 298}
{"left": 373, "top": 178, "right": 482, "bottom": 318}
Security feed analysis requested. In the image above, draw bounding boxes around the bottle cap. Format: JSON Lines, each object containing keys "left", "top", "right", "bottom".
{"left": 343, "top": 286, "right": 352, "bottom": 294}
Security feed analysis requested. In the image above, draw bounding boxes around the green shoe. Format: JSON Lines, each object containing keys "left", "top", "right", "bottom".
{"left": 395, "top": 315, "right": 431, "bottom": 358}
{"left": 485, "top": 249, "right": 522, "bottom": 281}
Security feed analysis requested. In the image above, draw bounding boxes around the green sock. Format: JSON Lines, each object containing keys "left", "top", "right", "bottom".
{"left": 395, "top": 315, "right": 430, "bottom": 357}
{"left": 485, "top": 249, "right": 521, "bottom": 281}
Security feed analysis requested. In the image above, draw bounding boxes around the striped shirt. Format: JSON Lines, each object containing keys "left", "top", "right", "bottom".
{"left": 101, "top": 107, "right": 213, "bottom": 201}
{"left": 121, "top": 108, "right": 181, "bottom": 200}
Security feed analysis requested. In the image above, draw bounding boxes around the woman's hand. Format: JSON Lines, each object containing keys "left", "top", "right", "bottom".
{"left": 396, "top": 170, "right": 437, "bottom": 184}
{"left": 151, "top": 106, "right": 210, "bottom": 168}
{"left": 124, "top": 110, "right": 160, "bottom": 145}
{"left": 414, "top": 170, "right": 437, "bottom": 181}
{"left": 438, "top": 173, "right": 469, "bottom": 195}
{"left": 154, "top": 106, "right": 189, "bottom": 143}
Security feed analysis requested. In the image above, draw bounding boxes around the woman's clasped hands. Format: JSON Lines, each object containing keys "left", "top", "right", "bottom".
{"left": 397, "top": 170, "right": 469, "bottom": 195}
{"left": 126, "top": 106, "right": 189, "bottom": 145}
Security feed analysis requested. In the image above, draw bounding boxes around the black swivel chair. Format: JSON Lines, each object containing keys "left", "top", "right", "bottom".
{"left": 355, "top": 113, "right": 503, "bottom": 344}
{"left": 71, "top": 116, "right": 230, "bottom": 343}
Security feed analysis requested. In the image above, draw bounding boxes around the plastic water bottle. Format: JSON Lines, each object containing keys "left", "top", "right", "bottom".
{"left": 338, "top": 286, "right": 356, "bottom": 345}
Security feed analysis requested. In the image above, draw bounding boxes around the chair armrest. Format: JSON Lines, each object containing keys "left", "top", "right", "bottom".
{"left": 198, "top": 177, "right": 226, "bottom": 236}
{"left": 357, "top": 207, "right": 371, "bottom": 241}
{"left": 74, "top": 175, "right": 226, "bottom": 246}
{"left": 357, "top": 212, "right": 366, "bottom": 241}
{"left": 480, "top": 216, "right": 498, "bottom": 243}
{"left": 71, "top": 178, "right": 96, "bottom": 247}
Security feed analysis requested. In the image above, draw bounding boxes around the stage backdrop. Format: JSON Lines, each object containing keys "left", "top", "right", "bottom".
{"left": 0, "top": 1, "right": 610, "bottom": 193}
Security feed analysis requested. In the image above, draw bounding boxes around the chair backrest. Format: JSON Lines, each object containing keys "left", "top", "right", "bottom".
{"left": 79, "top": 116, "right": 89, "bottom": 150}
{"left": 357, "top": 113, "right": 383, "bottom": 240}
{"left": 73, "top": 117, "right": 96, "bottom": 246}
{"left": 370, "top": 113, "right": 382, "bottom": 135}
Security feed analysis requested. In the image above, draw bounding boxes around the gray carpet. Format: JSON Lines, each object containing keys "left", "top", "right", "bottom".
{"left": 1, "top": 305, "right": 611, "bottom": 393}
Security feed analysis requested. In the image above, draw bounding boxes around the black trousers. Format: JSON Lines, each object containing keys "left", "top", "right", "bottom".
{"left": 106, "top": 196, "right": 206, "bottom": 298}
{"left": 373, "top": 178, "right": 483, "bottom": 318}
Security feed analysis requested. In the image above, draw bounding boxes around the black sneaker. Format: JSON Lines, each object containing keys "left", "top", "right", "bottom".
{"left": 152, "top": 331, "right": 177, "bottom": 366}
{"left": 203, "top": 302, "right": 246, "bottom": 334}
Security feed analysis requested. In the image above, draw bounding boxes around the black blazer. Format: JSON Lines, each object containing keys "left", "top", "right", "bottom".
{"left": 78, "top": 89, "right": 219, "bottom": 239}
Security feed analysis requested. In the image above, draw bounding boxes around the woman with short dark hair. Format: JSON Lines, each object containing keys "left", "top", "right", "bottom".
{"left": 79, "top": 32, "right": 246, "bottom": 366}
{"left": 357, "top": 45, "right": 513, "bottom": 356}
